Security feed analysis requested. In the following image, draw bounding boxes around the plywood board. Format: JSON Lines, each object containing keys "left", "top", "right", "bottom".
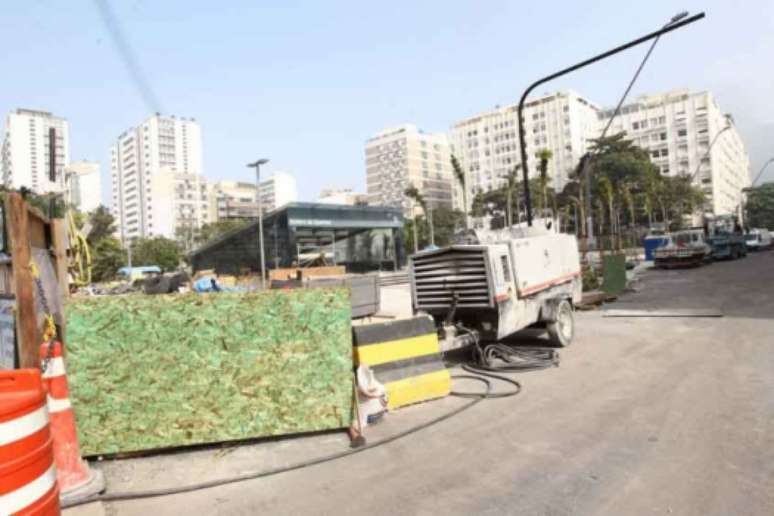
{"left": 66, "top": 288, "right": 353, "bottom": 456}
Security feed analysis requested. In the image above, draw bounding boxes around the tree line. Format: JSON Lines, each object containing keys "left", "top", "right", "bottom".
{"left": 403, "top": 131, "right": 708, "bottom": 251}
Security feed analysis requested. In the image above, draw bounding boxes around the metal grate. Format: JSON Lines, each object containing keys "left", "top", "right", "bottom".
{"left": 411, "top": 248, "right": 491, "bottom": 310}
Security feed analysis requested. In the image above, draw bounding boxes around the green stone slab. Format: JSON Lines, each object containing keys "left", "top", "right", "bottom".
{"left": 66, "top": 288, "right": 353, "bottom": 456}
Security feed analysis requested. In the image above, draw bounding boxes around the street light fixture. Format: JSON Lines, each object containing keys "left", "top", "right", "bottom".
{"left": 516, "top": 11, "right": 705, "bottom": 226}
{"left": 751, "top": 157, "right": 774, "bottom": 186}
{"left": 247, "top": 158, "right": 269, "bottom": 289}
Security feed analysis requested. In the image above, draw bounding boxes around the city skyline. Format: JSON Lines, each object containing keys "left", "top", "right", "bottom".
{"left": 1, "top": 1, "right": 772, "bottom": 207}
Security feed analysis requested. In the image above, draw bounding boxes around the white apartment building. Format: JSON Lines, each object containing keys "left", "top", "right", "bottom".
{"left": 449, "top": 91, "right": 601, "bottom": 208}
{"left": 365, "top": 124, "right": 453, "bottom": 215}
{"left": 258, "top": 171, "right": 297, "bottom": 213}
{"left": 210, "top": 180, "right": 259, "bottom": 220}
{"left": 317, "top": 188, "right": 368, "bottom": 206}
{"left": 599, "top": 89, "right": 751, "bottom": 216}
{"left": 1, "top": 109, "right": 70, "bottom": 194}
{"left": 66, "top": 160, "right": 101, "bottom": 212}
{"left": 111, "top": 114, "right": 206, "bottom": 242}
{"left": 148, "top": 168, "right": 210, "bottom": 238}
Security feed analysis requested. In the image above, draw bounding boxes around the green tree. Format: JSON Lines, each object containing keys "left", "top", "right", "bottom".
{"left": 536, "top": 149, "right": 553, "bottom": 217}
{"left": 744, "top": 183, "right": 774, "bottom": 228}
{"left": 86, "top": 206, "right": 118, "bottom": 245}
{"left": 91, "top": 238, "right": 127, "bottom": 282}
{"left": 451, "top": 155, "right": 469, "bottom": 229}
{"left": 131, "top": 237, "right": 181, "bottom": 271}
{"left": 405, "top": 186, "right": 435, "bottom": 247}
{"left": 196, "top": 219, "right": 250, "bottom": 245}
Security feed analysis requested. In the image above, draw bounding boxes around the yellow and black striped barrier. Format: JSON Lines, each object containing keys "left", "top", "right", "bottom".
{"left": 353, "top": 316, "right": 450, "bottom": 409}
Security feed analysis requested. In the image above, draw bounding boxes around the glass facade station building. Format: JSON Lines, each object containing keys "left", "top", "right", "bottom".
{"left": 190, "top": 203, "right": 406, "bottom": 275}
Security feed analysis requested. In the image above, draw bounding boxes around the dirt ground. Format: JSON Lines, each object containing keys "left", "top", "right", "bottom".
{"left": 67, "top": 251, "right": 774, "bottom": 515}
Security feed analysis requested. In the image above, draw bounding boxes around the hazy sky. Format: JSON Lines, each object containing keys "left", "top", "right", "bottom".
{"left": 2, "top": 0, "right": 773, "bottom": 205}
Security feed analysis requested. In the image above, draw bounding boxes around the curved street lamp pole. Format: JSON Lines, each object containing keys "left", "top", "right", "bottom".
{"left": 516, "top": 12, "right": 705, "bottom": 227}
{"left": 751, "top": 157, "right": 774, "bottom": 187}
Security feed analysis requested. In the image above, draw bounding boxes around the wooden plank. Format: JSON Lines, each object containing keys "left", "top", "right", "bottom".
{"left": 26, "top": 208, "right": 48, "bottom": 249}
{"left": 269, "top": 266, "right": 346, "bottom": 281}
{"left": 51, "top": 219, "right": 69, "bottom": 298}
{"left": 6, "top": 193, "right": 40, "bottom": 368}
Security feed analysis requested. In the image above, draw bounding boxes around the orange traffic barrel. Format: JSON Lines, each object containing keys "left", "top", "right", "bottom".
{"left": 0, "top": 369, "right": 60, "bottom": 515}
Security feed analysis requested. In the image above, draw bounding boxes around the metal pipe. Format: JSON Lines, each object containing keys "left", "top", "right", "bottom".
{"left": 517, "top": 12, "right": 705, "bottom": 226}
{"left": 247, "top": 158, "right": 269, "bottom": 289}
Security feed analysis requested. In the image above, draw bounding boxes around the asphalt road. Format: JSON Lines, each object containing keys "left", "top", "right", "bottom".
{"left": 74, "top": 251, "right": 774, "bottom": 516}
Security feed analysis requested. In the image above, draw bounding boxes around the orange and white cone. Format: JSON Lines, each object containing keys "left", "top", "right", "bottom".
{"left": 40, "top": 341, "right": 104, "bottom": 505}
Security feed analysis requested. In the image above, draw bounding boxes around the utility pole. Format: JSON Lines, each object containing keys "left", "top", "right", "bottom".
{"left": 247, "top": 158, "right": 269, "bottom": 289}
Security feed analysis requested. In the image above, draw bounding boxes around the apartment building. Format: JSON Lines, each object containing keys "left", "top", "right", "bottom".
{"left": 599, "top": 89, "right": 750, "bottom": 216}
{"left": 1, "top": 109, "right": 70, "bottom": 194}
{"left": 210, "top": 180, "right": 259, "bottom": 220}
{"left": 317, "top": 188, "right": 368, "bottom": 206}
{"left": 365, "top": 124, "right": 453, "bottom": 215}
{"left": 258, "top": 171, "right": 297, "bottom": 213}
{"left": 449, "top": 91, "right": 601, "bottom": 210}
{"left": 111, "top": 114, "right": 206, "bottom": 242}
{"left": 66, "top": 160, "right": 102, "bottom": 213}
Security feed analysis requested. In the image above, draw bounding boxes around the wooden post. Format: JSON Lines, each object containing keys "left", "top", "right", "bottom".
{"left": 6, "top": 193, "right": 40, "bottom": 368}
{"left": 51, "top": 219, "right": 69, "bottom": 298}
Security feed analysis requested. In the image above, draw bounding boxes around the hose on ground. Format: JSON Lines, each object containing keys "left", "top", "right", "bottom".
{"left": 64, "top": 371, "right": 519, "bottom": 508}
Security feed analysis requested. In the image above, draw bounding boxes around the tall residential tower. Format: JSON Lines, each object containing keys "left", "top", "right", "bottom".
{"left": 598, "top": 89, "right": 751, "bottom": 216}
{"left": 365, "top": 124, "right": 453, "bottom": 215}
{"left": 111, "top": 114, "right": 209, "bottom": 242}
{"left": 1, "top": 109, "right": 70, "bottom": 194}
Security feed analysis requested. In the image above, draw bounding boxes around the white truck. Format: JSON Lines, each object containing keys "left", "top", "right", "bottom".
{"left": 409, "top": 220, "right": 582, "bottom": 350}
{"left": 745, "top": 228, "right": 772, "bottom": 251}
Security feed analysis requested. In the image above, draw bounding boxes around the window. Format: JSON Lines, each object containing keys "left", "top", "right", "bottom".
{"left": 632, "top": 122, "right": 640, "bottom": 130}
{"left": 677, "top": 129, "right": 687, "bottom": 137}
{"left": 501, "top": 255, "right": 511, "bottom": 283}
{"left": 641, "top": 120, "right": 648, "bottom": 129}
{"left": 658, "top": 116, "right": 666, "bottom": 124}
{"left": 660, "top": 132, "right": 667, "bottom": 141}
{"left": 660, "top": 149, "right": 669, "bottom": 157}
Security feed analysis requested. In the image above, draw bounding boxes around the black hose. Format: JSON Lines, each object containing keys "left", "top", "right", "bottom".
{"left": 472, "top": 343, "right": 560, "bottom": 373}
{"left": 64, "top": 373, "right": 516, "bottom": 508}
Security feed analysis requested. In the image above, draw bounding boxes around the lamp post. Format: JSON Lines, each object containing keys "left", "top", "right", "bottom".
{"left": 690, "top": 120, "right": 731, "bottom": 183}
{"left": 516, "top": 12, "right": 705, "bottom": 226}
{"left": 247, "top": 158, "right": 269, "bottom": 289}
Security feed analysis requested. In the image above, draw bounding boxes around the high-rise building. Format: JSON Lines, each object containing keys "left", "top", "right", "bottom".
{"left": 210, "top": 180, "right": 259, "bottom": 220}
{"left": 258, "top": 171, "right": 297, "bottom": 213}
{"left": 598, "top": 89, "right": 751, "bottom": 216}
{"left": 449, "top": 91, "right": 601, "bottom": 210}
{"left": 317, "top": 188, "right": 368, "bottom": 206}
{"left": 1, "top": 109, "right": 70, "bottom": 194}
{"left": 66, "top": 160, "right": 101, "bottom": 213}
{"left": 365, "top": 124, "right": 453, "bottom": 215}
{"left": 111, "top": 114, "right": 207, "bottom": 242}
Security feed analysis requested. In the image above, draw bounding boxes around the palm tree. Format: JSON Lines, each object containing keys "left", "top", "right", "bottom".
{"left": 451, "top": 155, "right": 469, "bottom": 230}
{"left": 597, "top": 176, "right": 616, "bottom": 250}
{"left": 537, "top": 149, "right": 553, "bottom": 218}
{"left": 503, "top": 164, "right": 522, "bottom": 227}
{"left": 404, "top": 186, "right": 433, "bottom": 248}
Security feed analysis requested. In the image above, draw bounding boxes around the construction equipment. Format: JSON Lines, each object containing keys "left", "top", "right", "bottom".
{"left": 408, "top": 219, "right": 582, "bottom": 349}
{"left": 66, "top": 208, "right": 92, "bottom": 288}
